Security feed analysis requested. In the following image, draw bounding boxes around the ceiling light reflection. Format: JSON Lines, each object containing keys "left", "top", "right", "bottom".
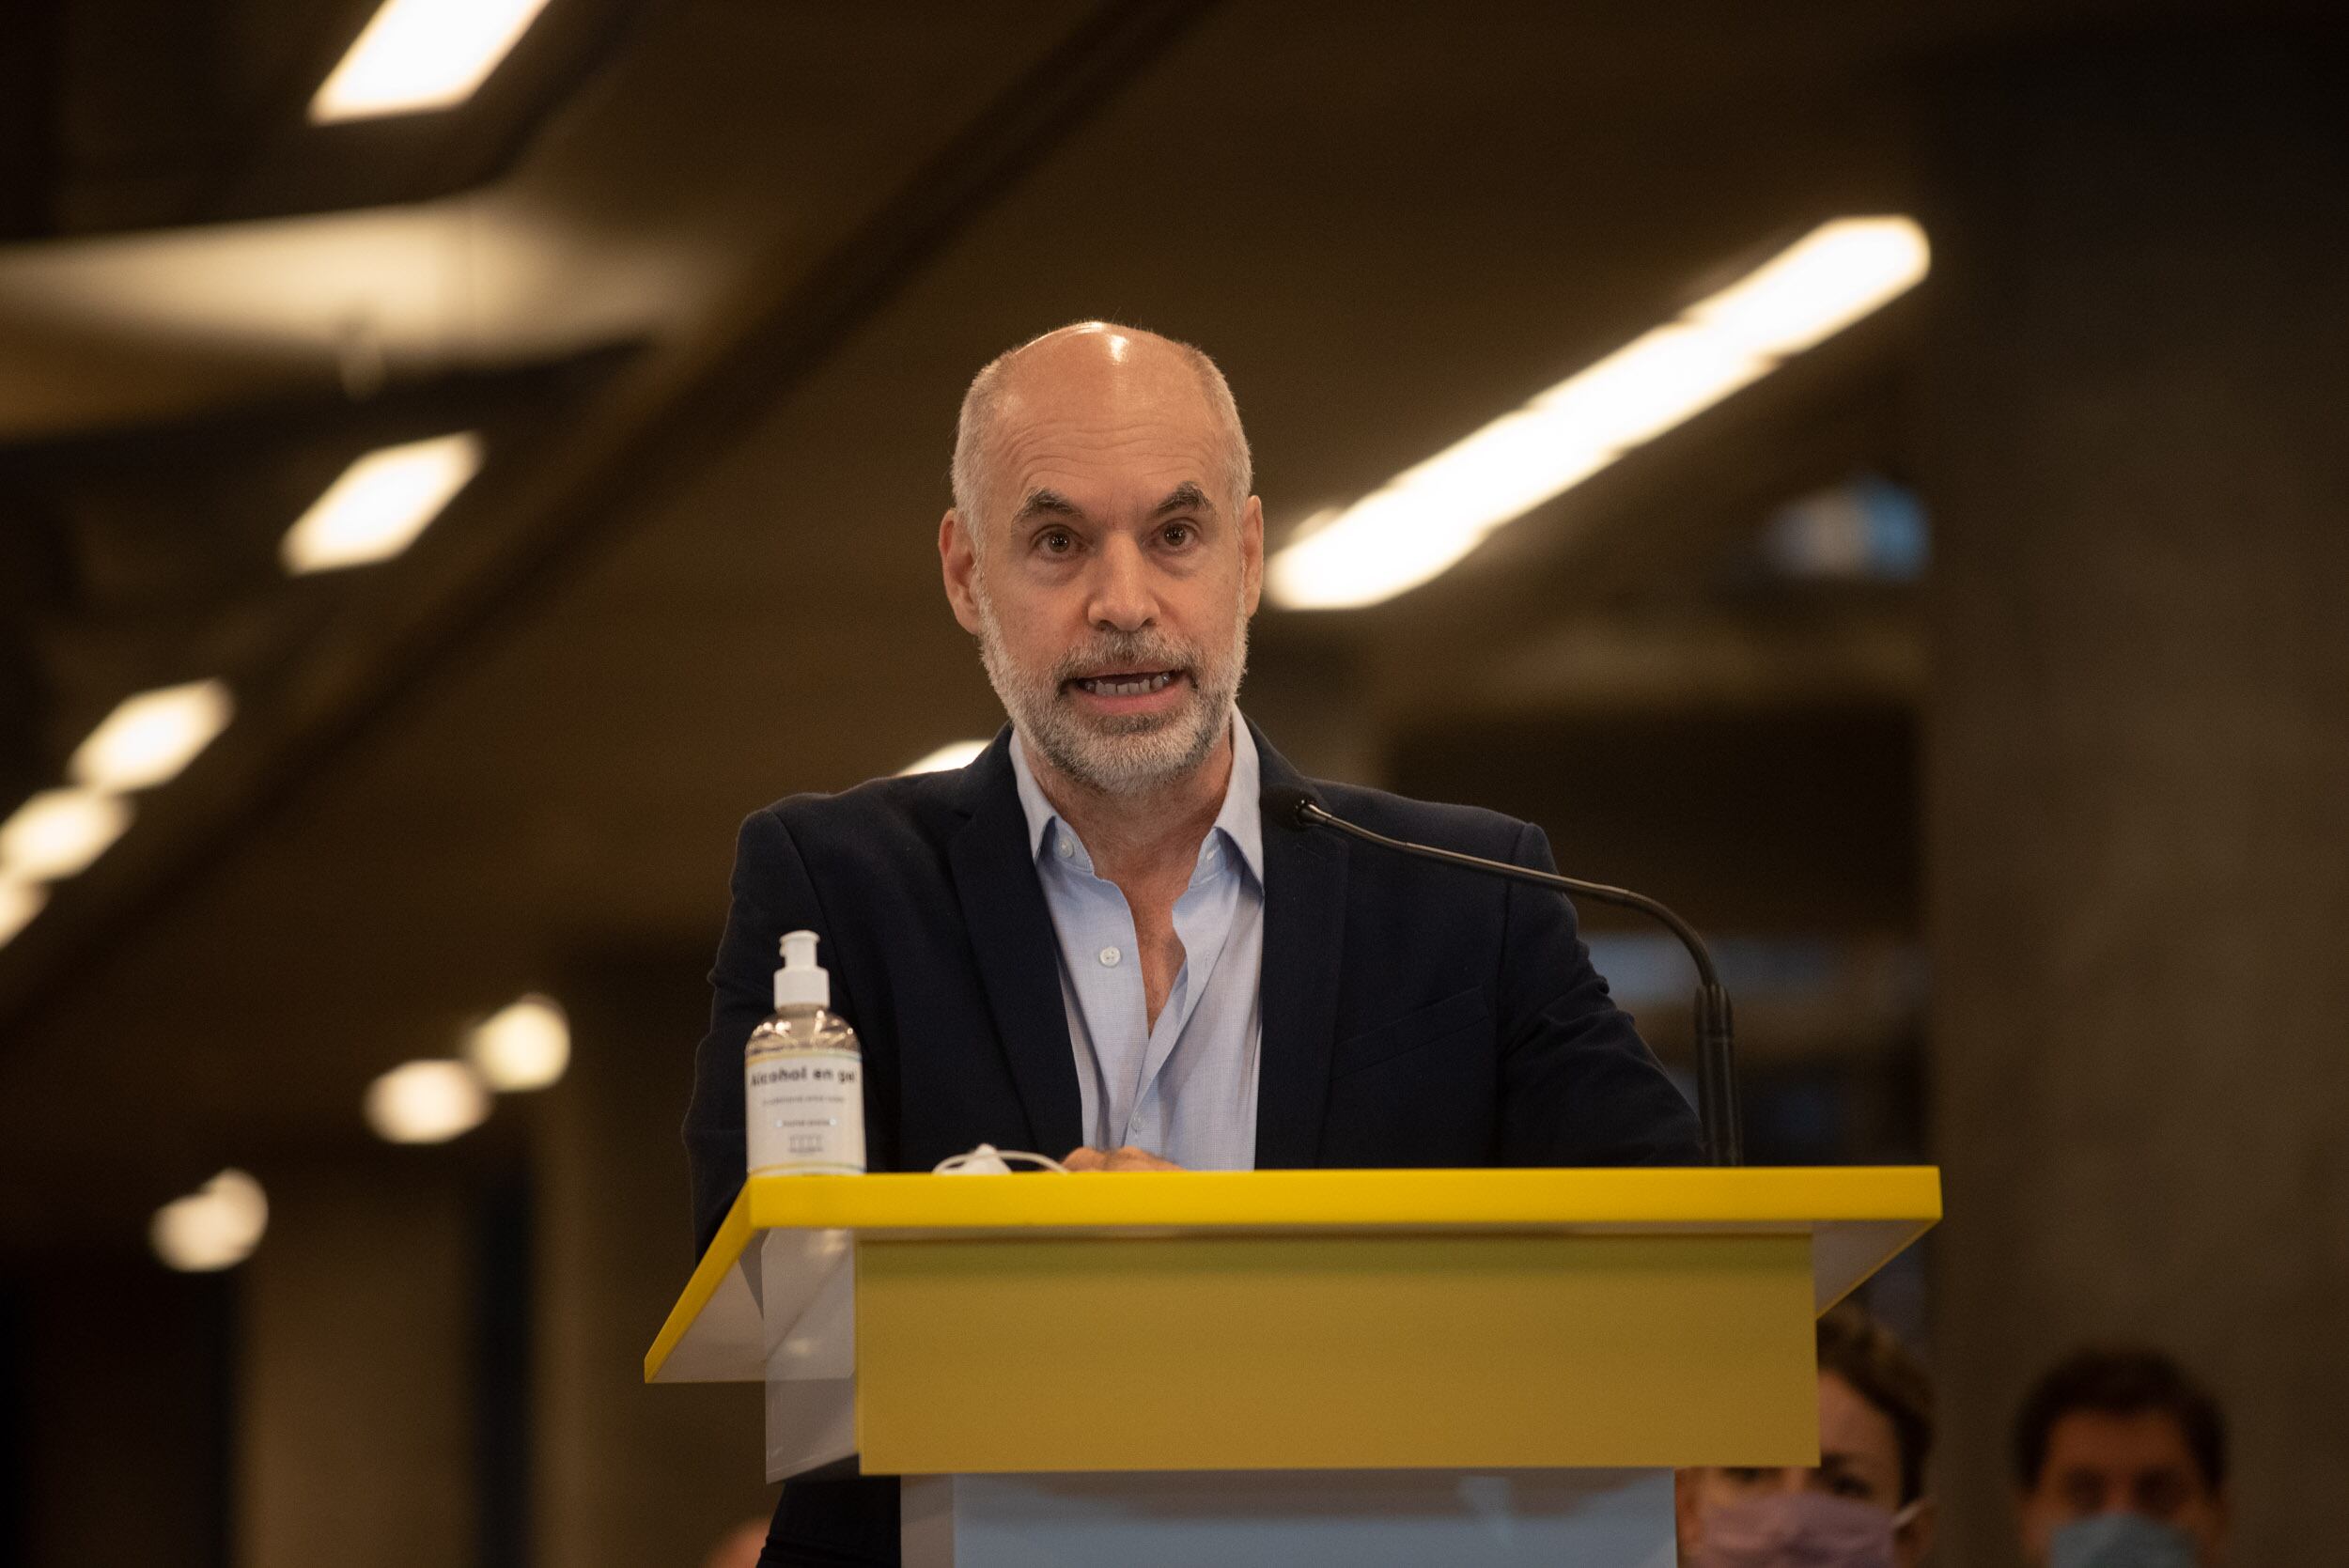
{"left": 1268, "top": 216, "right": 1930, "bottom": 610}
{"left": 70, "top": 679, "right": 236, "bottom": 793}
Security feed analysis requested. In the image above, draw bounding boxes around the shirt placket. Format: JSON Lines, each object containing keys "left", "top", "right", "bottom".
{"left": 1057, "top": 831, "right": 1152, "bottom": 1149}
{"left": 1126, "top": 839, "right": 1236, "bottom": 1148}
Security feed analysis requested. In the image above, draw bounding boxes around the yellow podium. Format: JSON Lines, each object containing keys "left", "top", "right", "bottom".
{"left": 648, "top": 1167, "right": 1938, "bottom": 1565}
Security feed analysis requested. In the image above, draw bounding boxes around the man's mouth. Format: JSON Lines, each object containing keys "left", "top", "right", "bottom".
{"left": 1068, "top": 670, "right": 1181, "bottom": 696}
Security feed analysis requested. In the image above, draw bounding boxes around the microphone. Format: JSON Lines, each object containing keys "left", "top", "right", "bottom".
{"left": 1263, "top": 784, "right": 1741, "bottom": 1166}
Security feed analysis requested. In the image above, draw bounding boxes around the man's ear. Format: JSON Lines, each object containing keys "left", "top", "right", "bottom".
{"left": 2015, "top": 1486, "right": 2054, "bottom": 1568}
{"left": 1238, "top": 493, "right": 1265, "bottom": 615}
{"left": 941, "top": 508, "right": 985, "bottom": 635}
{"left": 1672, "top": 1468, "right": 1706, "bottom": 1560}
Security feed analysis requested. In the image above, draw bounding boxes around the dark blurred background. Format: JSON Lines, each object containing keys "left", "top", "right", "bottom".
{"left": 2, "top": 2, "right": 2344, "bottom": 1562}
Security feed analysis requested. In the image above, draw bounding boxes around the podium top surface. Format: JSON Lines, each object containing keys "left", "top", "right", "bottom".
{"left": 647, "top": 1165, "right": 1939, "bottom": 1383}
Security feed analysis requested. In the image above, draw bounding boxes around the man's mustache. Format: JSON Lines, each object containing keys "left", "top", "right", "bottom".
{"left": 1050, "top": 638, "right": 1197, "bottom": 683}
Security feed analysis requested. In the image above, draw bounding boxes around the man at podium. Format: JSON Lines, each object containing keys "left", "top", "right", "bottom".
{"left": 686, "top": 321, "right": 1701, "bottom": 1566}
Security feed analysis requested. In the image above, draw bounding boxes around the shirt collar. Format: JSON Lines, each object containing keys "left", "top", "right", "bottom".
{"left": 1008, "top": 711, "right": 1265, "bottom": 885}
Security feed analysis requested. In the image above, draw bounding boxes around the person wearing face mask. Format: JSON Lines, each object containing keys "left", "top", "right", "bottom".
{"left": 2012, "top": 1347, "right": 2228, "bottom": 1568}
{"left": 1676, "top": 1303, "right": 1936, "bottom": 1568}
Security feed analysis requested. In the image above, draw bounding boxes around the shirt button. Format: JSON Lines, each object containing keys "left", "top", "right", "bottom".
{"left": 1098, "top": 946, "right": 1122, "bottom": 967}
{"left": 1057, "top": 836, "right": 1074, "bottom": 859}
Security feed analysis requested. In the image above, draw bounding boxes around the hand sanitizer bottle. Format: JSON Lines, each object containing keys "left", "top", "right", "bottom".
{"left": 744, "top": 930, "right": 866, "bottom": 1176}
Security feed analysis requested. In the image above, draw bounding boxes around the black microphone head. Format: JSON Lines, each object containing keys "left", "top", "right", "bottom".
{"left": 1262, "top": 784, "right": 1322, "bottom": 831}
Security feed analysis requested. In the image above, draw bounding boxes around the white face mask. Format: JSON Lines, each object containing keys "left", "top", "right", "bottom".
{"left": 932, "top": 1143, "right": 1068, "bottom": 1175}
{"left": 1691, "top": 1491, "right": 1921, "bottom": 1568}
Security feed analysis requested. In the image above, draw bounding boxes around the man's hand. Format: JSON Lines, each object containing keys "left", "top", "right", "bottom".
{"left": 1062, "top": 1145, "right": 1185, "bottom": 1172}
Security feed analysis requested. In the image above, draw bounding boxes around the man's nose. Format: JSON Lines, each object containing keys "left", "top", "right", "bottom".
{"left": 1085, "top": 535, "right": 1157, "bottom": 631}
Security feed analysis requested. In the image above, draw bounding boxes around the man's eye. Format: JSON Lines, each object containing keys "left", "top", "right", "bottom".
{"left": 2060, "top": 1473, "right": 2104, "bottom": 1511}
{"left": 1160, "top": 522, "right": 1196, "bottom": 547}
{"left": 1037, "top": 530, "right": 1077, "bottom": 555}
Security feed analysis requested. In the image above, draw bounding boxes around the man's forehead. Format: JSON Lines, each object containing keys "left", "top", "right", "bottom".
{"left": 2046, "top": 1411, "right": 2198, "bottom": 1468}
{"left": 990, "top": 412, "right": 1226, "bottom": 512}
{"left": 1015, "top": 478, "right": 1217, "bottom": 522}
{"left": 1816, "top": 1374, "right": 1904, "bottom": 1477}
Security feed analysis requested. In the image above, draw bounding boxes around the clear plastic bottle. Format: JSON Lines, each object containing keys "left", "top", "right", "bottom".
{"left": 744, "top": 930, "right": 866, "bottom": 1176}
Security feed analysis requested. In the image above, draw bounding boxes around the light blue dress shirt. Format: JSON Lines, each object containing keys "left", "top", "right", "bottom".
{"left": 1009, "top": 715, "right": 1265, "bottom": 1170}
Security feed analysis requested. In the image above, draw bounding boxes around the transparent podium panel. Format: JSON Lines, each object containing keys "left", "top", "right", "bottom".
{"left": 901, "top": 1468, "right": 1677, "bottom": 1568}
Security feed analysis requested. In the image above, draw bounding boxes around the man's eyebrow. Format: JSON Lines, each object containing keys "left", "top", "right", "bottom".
{"left": 1014, "top": 488, "right": 1081, "bottom": 521}
{"left": 1151, "top": 481, "right": 1215, "bottom": 517}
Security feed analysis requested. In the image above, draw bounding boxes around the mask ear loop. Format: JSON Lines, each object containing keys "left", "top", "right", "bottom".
{"left": 931, "top": 1143, "right": 1070, "bottom": 1174}
{"left": 1891, "top": 1498, "right": 1927, "bottom": 1529}
{"left": 988, "top": 1149, "right": 1069, "bottom": 1172}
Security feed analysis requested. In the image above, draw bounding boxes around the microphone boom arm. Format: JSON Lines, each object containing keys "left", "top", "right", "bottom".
{"left": 1291, "top": 797, "right": 1743, "bottom": 1167}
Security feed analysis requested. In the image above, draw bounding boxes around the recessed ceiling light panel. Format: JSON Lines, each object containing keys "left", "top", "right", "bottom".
{"left": 310, "top": 0, "right": 556, "bottom": 123}
{"left": 0, "top": 877, "right": 46, "bottom": 950}
{"left": 69, "top": 679, "right": 236, "bottom": 793}
{"left": 897, "top": 739, "right": 989, "bottom": 776}
{"left": 466, "top": 995, "right": 570, "bottom": 1092}
{"left": 151, "top": 1169, "right": 270, "bottom": 1272}
{"left": 281, "top": 432, "right": 484, "bottom": 575}
{"left": 365, "top": 1060, "right": 490, "bottom": 1143}
{"left": 0, "top": 788, "right": 133, "bottom": 882}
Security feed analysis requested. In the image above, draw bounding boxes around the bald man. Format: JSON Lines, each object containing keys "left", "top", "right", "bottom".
{"left": 685, "top": 322, "right": 1701, "bottom": 1567}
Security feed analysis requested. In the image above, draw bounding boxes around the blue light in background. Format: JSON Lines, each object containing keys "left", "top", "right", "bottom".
{"left": 1763, "top": 474, "right": 1929, "bottom": 582}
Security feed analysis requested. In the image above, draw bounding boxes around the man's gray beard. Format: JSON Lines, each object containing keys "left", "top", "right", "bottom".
{"left": 972, "top": 584, "right": 1248, "bottom": 797}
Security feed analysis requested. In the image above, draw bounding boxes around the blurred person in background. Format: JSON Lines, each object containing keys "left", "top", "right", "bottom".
{"left": 2012, "top": 1347, "right": 2228, "bottom": 1568}
{"left": 1676, "top": 1302, "right": 1935, "bottom": 1568}
{"left": 703, "top": 1516, "right": 770, "bottom": 1568}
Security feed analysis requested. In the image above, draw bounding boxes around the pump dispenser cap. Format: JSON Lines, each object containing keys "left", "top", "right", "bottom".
{"left": 773, "top": 929, "right": 830, "bottom": 1009}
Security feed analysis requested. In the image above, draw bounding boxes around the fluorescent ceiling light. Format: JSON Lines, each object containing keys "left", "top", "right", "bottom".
{"left": 0, "top": 787, "right": 132, "bottom": 882}
{"left": 151, "top": 1169, "right": 270, "bottom": 1272}
{"left": 1268, "top": 216, "right": 1931, "bottom": 610}
{"left": 69, "top": 679, "right": 235, "bottom": 793}
{"left": 466, "top": 994, "right": 569, "bottom": 1092}
{"left": 311, "top": 0, "right": 555, "bottom": 123}
{"left": 898, "top": 739, "right": 989, "bottom": 775}
{"left": 0, "top": 877, "right": 44, "bottom": 949}
{"left": 281, "top": 432, "right": 484, "bottom": 574}
{"left": 365, "top": 1060, "right": 490, "bottom": 1143}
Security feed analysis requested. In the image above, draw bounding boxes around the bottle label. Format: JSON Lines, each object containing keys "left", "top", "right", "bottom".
{"left": 745, "top": 1047, "right": 866, "bottom": 1175}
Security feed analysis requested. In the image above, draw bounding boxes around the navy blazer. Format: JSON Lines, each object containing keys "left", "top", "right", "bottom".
{"left": 685, "top": 722, "right": 1700, "bottom": 1565}
{"left": 685, "top": 722, "right": 1698, "bottom": 1252}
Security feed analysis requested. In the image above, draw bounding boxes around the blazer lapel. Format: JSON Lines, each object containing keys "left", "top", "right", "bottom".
{"left": 947, "top": 730, "right": 1084, "bottom": 1157}
{"left": 1252, "top": 726, "right": 1348, "bottom": 1169}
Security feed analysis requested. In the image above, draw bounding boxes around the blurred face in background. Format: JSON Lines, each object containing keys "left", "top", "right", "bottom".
{"left": 941, "top": 326, "right": 1262, "bottom": 797}
{"left": 1677, "top": 1371, "right": 1932, "bottom": 1568}
{"left": 2016, "top": 1410, "right": 2226, "bottom": 1567}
